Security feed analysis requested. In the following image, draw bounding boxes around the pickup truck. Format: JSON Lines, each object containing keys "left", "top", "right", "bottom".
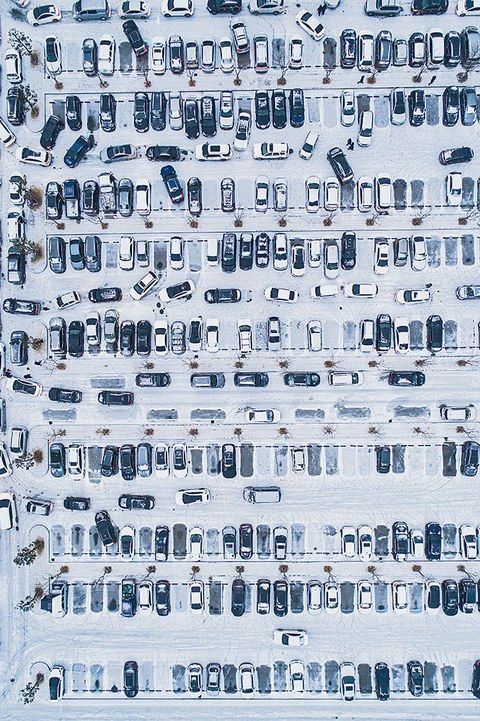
{"left": 98, "top": 172, "right": 117, "bottom": 215}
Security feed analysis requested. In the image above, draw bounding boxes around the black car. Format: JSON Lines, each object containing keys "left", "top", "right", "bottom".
{"left": 7, "top": 247, "right": 26, "bottom": 285}
{"left": 425, "top": 521, "right": 442, "bottom": 560}
{"left": 98, "top": 391, "right": 134, "bottom": 406}
{"left": 234, "top": 372, "right": 269, "bottom": 388}
{"left": 88, "top": 287, "right": 122, "bottom": 303}
{"left": 442, "top": 86, "right": 460, "bottom": 127}
{"left": 341, "top": 231, "right": 356, "bottom": 270}
{"left": 120, "top": 445, "right": 136, "bottom": 480}
{"left": 49, "top": 442, "right": 66, "bottom": 478}
{"left": 375, "top": 29, "right": 392, "bottom": 70}
{"left": 459, "top": 578, "right": 476, "bottom": 613}
{"left": 161, "top": 165, "right": 184, "bottom": 204}
{"left": 99, "top": 93, "right": 116, "bottom": 132}
{"left": 273, "top": 579, "right": 288, "bottom": 617}
{"left": 408, "top": 89, "right": 426, "bottom": 126}
{"left": 122, "top": 580, "right": 137, "bottom": 618}
{"left": 327, "top": 147, "right": 354, "bottom": 183}
{"left": 257, "top": 579, "right": 271, "bottom": 614}
{"left": 472, "top": 661, "right": 480, "bottom": 699}
{"left": 272, "top": 89, "right": 287, "bottom": 130}
{"left": 255, "top": 233, "right": 269, "bottom": 267}
{"left": 3, "top": 298, "right": 41, "bottom": 316}
{"left": 187, "top": 176, "right": 202, "bottom": 216}
{"left": 439, "top": 146, "right": 474, "bottom": 165}
{"left": 101, "top": 445, "right": 119, "bottom": 477}
{"left": 155, "top": 579, "right": 171, "bottom": 615}
{"left": 123, "top": 661, "right": 138, "bottom": 698}
{"left": 136, "top": 319, "right": 152, "bottom": 355}
{"left": 289, "top": 88, "right": 305, "bottom": 128}
{"left": 68, "top": 320, "right": 85, "bottom": 358}
{"left": 426, "top": 314, "right": 443, "bottom": 353}
{"left": 63, "top": 496, "right": 90, "bottom": 511}
{"left": 82, "top": 38, "right": 98, "bottom": 76}
{"left": 284, "top": 372, "right": 320, "bottom": 387}
{"left": 119, "top": 320, "right": 135, "bottom": 356}
{"left": 442, "top": 579, "right": 459, "bottom": 616}
{"left": 69, "top": 236, "right": 85, "bottom": 270}
{"left": 85, "top": 235, "right": 101, "bottom": 273}
{"left": 388, "top": 371, "right": 425, "bottom": 386}
{"left": 231, "top": 578, "right": 246, "bottom": 617}
{"left": 239, "top": 523, "right": 253, "bottom": 560}
{"left": 221, "top": 444, "right": 236, "bottom": 478}
{"left": 185, "top": 98, "right": 200, "bottom": 139}
{"left": 40, "top": 114, "right": 63, "bottom": 149}
{"left": 460, "top": 87, "right": 477, "bottom": 126}
{"left": 48, "top": 387, "right": 82, "bottom": 404}
{"left": 122, "top": 20, "right": 147, "bottom": 56}
{"left": 66, "top": 95, "right": 82, "bottom": 131}
{"left": 204, "top": 288, "right": 241, "bottom": 304}
{"left": 118, "top": 178, "right": 134, "bottom": 217}
{"left": 375, "top": 662, "right": 390, "bottom": 700}
{"left": 376, "top": 314, "right": 391, "bottom": 352}
{"left": 461, "top": 441, "right": 479, "bottom": 477}
{"left": 6, "top": 86, "right": 25, "bottom": 126}
{"left": 376, "top": 445, "right": 391, "bottom": 474}
{"left": 83, "top": 180, "right": 99, "bottom": 216}
{"left": 392, "top": 520, "right": 409, "bottom": 560}
{"left": 155, "top": 526, "right": 169, "bottom": 562}
{"left": 135, "top": 373, "right": 170, "bottom": 387}
{"left": 64, "top": 134, "right": 95, "bottom": 168}
{"left": 340, "top": 29, "right": 356, "bottom": 68}
{"left": 95, "top": 510, "right": 116, "bottom": 546}
{"left": 200, "top": 96, "right": 216, "bottom": 137}
{"left": 409, "top": 32, "right": 426, "bottom": 67}
{"left": 221, "top": 233, "right": 236, "bottom": 273}
{"left": 169, "top": 35, "right": 184, "bottom": 73}
{"left": 10, "top": 330, "right": 27, "bottom": 366}
{"left": 46, "top": 181, "right": 63, "bottom": 220}
{"left": 407, "top": 661, "right": 424, "bottom": 697}
{"left": 151, "top": 91, "right": 167, "bottom": 131}
{"left": 118, "top": 494, "right": 155, "bottom": 510}
{"left": 239, "top": 234, "right": 253, "bottom": 270}
{"left": 444, "top": 31, "right": 461, "bottom": 68}
{"left": 133, "top": 92, "right": 149, "bottom": 132}
{"left": 146, "top": 145, "right": 181, "bottom": 162}
{"left": 207, "top": 0, "right": 241, "bottom": 13}
{"left": 255, "top": 90, "right": 270, "bottom": 129}
{"left": 411, "top": 0, "right": 447, "bottom": 13}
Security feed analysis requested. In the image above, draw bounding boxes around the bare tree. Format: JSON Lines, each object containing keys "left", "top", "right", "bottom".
{"left": 19, "top": 673, "right": 44, "bottom": 704}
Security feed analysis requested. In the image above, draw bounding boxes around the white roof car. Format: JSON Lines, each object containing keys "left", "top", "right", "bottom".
{"left": 446, "top": 171, "right": 462, "bottom": 206}
{"left": 219, "top": 37, "right": 234, "bottom": 73}
{"left": 219, "top": 91, "right": 234, "bottom": 130}
{"left": 410, "top": 236, "right": 427, "bottom": 271}
{"left": 138, "top": 580, "right": 153, "bottom": 613}
{"left": 5, "top": 50, "right": 22, "bottom": 84}
{"left": 290, "top": 660, "right": 305, "bottom": 693}
{"left": 119, "top": 235, "right": 135, "bottom": 271}
{"left": 324, "top": 241, "right": 339, "bottom": 279}
{"left": 289, "top": 37, "right": 303, "bottom": 68}
{"left": 264, "top": 287, "right": 298, "bottom": 303}
{"left": 307, "top": 581, "right": 322, "bottom": 614}
{"left": 340, "top": 90, "right": 355, "bottom": 127}
{"left": 0, "top": 492, "right": 15, "bottom": 529}
{"left": 155, "top": 443, "right": 169, "bottom": 477}
{"left": 245, "top": 409, "right": 281, "bottom": 423}
{"left": 130, "top": 271, "right": 159, "bottom": 300}
{"left": 299, "top": 131, "right": 318, "bottom": 160}
{"left": 460, "top": 524, "right": 478, "bottom": 559}
{"left": 395, "top": 289, "right": 431, "bottom": 304}
{"left": 238, "top": 321, "right": 252, "bottom": 353}
{"left": 234, "top": 111, "right": 252, "bottom": 152}
{"left": 16, "top": 146, "right": 51, "bottom": 166}
{"left": 176, "top": 488, "right": 210, "bottom": 505}
{"left": 374, "top": 238, "right": 389, "bottom": 275}
{"left": 428, "top": 29, "right": 444, "bottom": 68}
{"left": 86, "top": 312, "right": 101, "bottom": 345}
{"left": 341, "top": 525, "right": 356, "bottom": 557}
{"left": 0, "top": 444, "right": 13, "bottom": 478}
{"left": 159, "top": 280, "right": 195, "bottom": 303}
{"left": 98, "top": 35, "right": 115, "bottom": 75}
{"left": 154, "top": 320, "right": 168, "bottom": 355}
{"left": 10, "top": 426, "right": 27, "bottom": 455}
{"left": 440, "top": 404, "right": 476, "bottom": 421}
{"left": 196, "top": 143, "right": 232, "bottom": 161}
{"left": 272, "top": 629, "right": 308, "bottom": 646}
{"left": 55, "top": 290, "right": 81, "bottom": 309}
{"left": 457, "top": 0, "right": 480, "bottom": 14}
{"left": 360, "top": 319, "right": 375, "bottom": 352}
{"left": 161, "top": 0, "right": 193, "bottom": 15}
{"left": 340, "top": 662, "right": 356, "bottom": 701}
{"left": 190, "top": 526, "right": 203, "bottom": 560}
{"left": 358, "top": 526, "right": 373, "bottom": 560}
{"left": 205, "top": 318, "right": 219, "bottom": 352}
{"left": 273, "top": 233, "right": 288, "bottom": 270}
{"left": 358, "top": 109, "right": 374, "bottom": 147}
{"left": 410, "top": 529, "right": 424, "bottom": 558}
{"left": 135, "top": 179, "right": 151, "bottom": 216}
{"left": 324, "top": 177, "right": 340, "bottom": 212}
{"left": 189, "top": 580, "right": 204, "bottom": 613}
{"left": 308, "top": 240, "right": 322, "bottom": 268}
{"left": 201, "top": 39, "right": 216, "bottom": 72}
{"left": 375, "top": 173, "right": 392, "bottom": 210}
{"left": 119, "top": 525, "right": 135, "bottom": 559}
{"left": 230, "top": 20, "right": 250, "bottom": 54}
{"left": 304, "top": 176, "right": 320, "bottom": 213}
{"left": 151, "top": 36, "right": 166, "bottom": 74}
{"left": 358, "top": 580, "right": 373, "bottom": 613}
{"left": 307, "top": 320, "right": 322, "bottom": 351}
{"left": 249, "top": 0, "right": 284, "bottom": 11}
{"left": 169, "top": 236, "right": 184, "bottom": 270}
{"left": 328, "top": 371, "right": 363, "bottom": 386}
{"left": 6, "top": 377, "right": 43, "bottom": 397}
{"left": 357, "top": 176, "right": 374, "bottom": 212}
{"left": 392, "top": 580, "right": 409, "bottom": 613}
{"left": 344, "top": 283, "right": 378, "bottom": 298}
{"left": 239, "top": 663, "right": 255, "bottom": 694}
{"left": 394, "top": 317, "right": 409, "bottom": 354}
{"left": 68, "top": 443, "right": 84, "bottom": 478}
{"left": 311, "top": 284, "right": 338, "bottom": 299}
{"left": 119, "top": 0, "right": 151, "bottom": 17}
{"left": 295, "top": 10, "right": 325, "bottom": 41}
{"left": 358, "top": 31, "right": 374, "bottom": 71}
{"left": 253, "top": 142, "right": 290, "bottom": 159}
{"left": 27, "top": 3, "right": 61, "bottom": 25}
{"left": 325, "top": 582, "right": 339, "bottom": 613}
{"left": 255, "top": 175, "right": 269, "bottom": 212}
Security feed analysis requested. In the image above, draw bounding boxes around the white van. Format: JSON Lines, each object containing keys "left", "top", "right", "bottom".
{"left": 206, "top": 238, "right": 219, "bottom": 265}
{"left": 0, "top": 117, "right": 16, "bottom": 147}
{"left": 243, "top": 486, "right": 281, "bottom": 504}
{"left": 0, "top": 492, "right": 15, "bottom": 530}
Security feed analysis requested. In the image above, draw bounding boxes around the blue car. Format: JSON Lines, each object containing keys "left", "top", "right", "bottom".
{"left": 161, "top": 164, "right": 184, "bottom": 203}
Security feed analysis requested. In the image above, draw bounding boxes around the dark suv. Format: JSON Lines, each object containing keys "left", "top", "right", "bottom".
{"left": 100, "top": 93, "right": 116, "bottom": 132}
{"left": 289, "top": 88, "right": 305, "bottom": 128}
{"left": 231, "top": 578, "right": 246, "bottom": 617}
{"left": 40, "top": 114, "right": 63, "bottom": 149}
{"left": 392, "top": 520, "right": 409, "bottom": 560}
{"left": 426, "top": 314, "right": 443, "bottom": 353}
{"left": 425, "top": 521, "right": 442, "bottom": 560}
{"left": 66, "top": 95, "right": 82, "bottom": 131}
{"left": 95, "top": 510, "right": 116, "bottom": 546}
{"left": 341, "top": 231, "right": 356, "bottom": 269}
{"left": 461, "top": 441, "right": 479, "bottom": 477}
{"left": 442, "top": 579, "right": 459, "bottom": 616}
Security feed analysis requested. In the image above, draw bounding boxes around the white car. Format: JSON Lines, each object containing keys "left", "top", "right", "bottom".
{"left": 151, "top": 36, "right": 166, "bottom": 74}
{"left": 119, "top": 525, "right": 135, "bottom": 560}
{"left": 299, "top": 131, "right": 318, "bottom": 160}
{"left": 410, "top": 528, "right": 424, "bottom": 558}
{"left": 255, "top": 175, "right": 269, "bottom": 212}
{"left": 459, "top": 524, "right": 477, "bottom": 559}
{"left": 340, "top": 662, "right": 356, "bottom": 701}
{"left": 289, "top": 37, "right": 304, "bottom": 68}
{"left": 6, "top": 377, "right": 43, "bottom": 396}
{"left": 238, "top": 321, "right": 253, "bottom": 353}
{"left": 230, "top": 20, "right": 250, "bottom": 54}
{"left": 311, "top": 284, "right": 338, "bottom": 299}
{"left": 357, "top": 580, "right": 373, "bottom": 613}
{"left": 176, "top": 488, "right": 210, "bottom": 505}
{"left": 307, "top": 320, "right": 322, "bottom": 351}
{"left": 10, "top": 427, "right": 27, "bottom": 455}
{"left": 264, "top": 287, "right": 298, "bottom": 303}
{"left": 357, "top": 176, "right": 374, "bottom": 212}
{"left": 440, "top": 404, "right": 477, "bottom": 421}
{"left": 44, "top": 36, "right": 62, "bottom": 75}
{"left": 394, "top": 318, "right": 410, "bottom": 354}
{"left": 129, "top": 271, "right": 159, "bottom": 300}
{"left": 159, "top": 280, "right": 195, "bottom": 303}
{"left": 328, "top": 371, "right": 363, "bottom": 386}
{"left": 68, "top": 443, "right": 84, "bottom": 478}
{"left": 219, "top": 37, "right": 234, "bottom": 72}
{"left": 169, "top": 236, "right": 185, "bottom": 270}
{"left": 190, "top": 526, "right": 203, "bottom": 560}
{"left": 395, "top": 289, "right": 431, "bottom": 304}
{"left": 246, "top": 409, "right": 281, "bottom": 423}
{"left": 239, "top": 663, "right": 255, "bottom": 694}
{"left": 325, "top": 582, "right": 339, "bottom": 613}
{"left": 98, "top": 35, "right": 115, "bottom": 75}
{"left": 341, "top": 526, "right": 356, "bottom": 557}
{"left": 392, "top": 580, "right": 409, "bottom": 613}
{"left": 5, "top": 51, "right": 22, "bottom": 84}
{"left": 272, "top": 629, "right": 308, "bottom": 646}
{"left": 304, "top": 176, "right": 319, "bottom": 213}
{"left": 357, "top": 109, "right": 373, "bottom": 147}
{"left": 27, "top": 4, "right": 61, "bottom": 25}
{"left": 291, "top": 447, "right": 305, "bottom": 473}
{"left": 234, "top": 111, "right": 251, "bottom": 151}
{"left": 135, "top": 179, "right": 151, "bottom": 216}
{"left": 119, "top": 236, "right": 135, "bottom": 271}
{"left": 169, "top": 92, "right": 183, "bottom": 131}
{"left": 0, "top": 444, "right": 13, "bottom": 478}
{"left": 457, "top": 0, "right": 480, "bottom": 14}
{"left": 374, "top": 238, "right": 389, "bottom": 275}
{"left": 154, "top": 320, "right": 168, "bottom": 355}
{"left": 446, "top": 171, "right": 462, "bottom": 206}
{"left": 155, "top": 443, "right": 169, "bottom": 477}
{"left": 273, "top": 178, "right": 288, "bottom": 213}
{"left": 273, "top": 233, "right": 288, "bottom": 270}
{"left": 119, "top": 0, "right": 151, "bottom": 17}
{"left": 172, "top": 443, "right": 187, "bottom": 478}
{"left": 253, "top": 142, "right": 289, "bottom": 159}
{"left": 340, "top": 90, "right": 355, "bottom": 127}
{"left": 161, "top": 0, "right": 193, "bottom": 15}
{"left": 205, "top": 318, "right": 219, "bottom": 352}
{"left": 48, "top": 666, "right": 65, "bottom": 701}
{"left": 324, "top": 177, "right": 340, "bottom": 212}
{"left": 290, "top": 242, "right": 305, "bottom": 277}
{"left": 295, "top": 10, "right": 325, "bottom": 41}
{"left": 189, "top": 580, "right": 204, "bottom": 614}
{"left": 0, "top": 492, "right": 15, "bottom": 530}
{"left": 324, "top": 242, "right": 339, "bottom": 279}
{"left": 375, "top": 173, "right": 392, "bottom": 211}
{"left": 308, "top": 240, "right": 322, "bottom": 268}
{"left": 9, "top": 174, "right": 26, "bottom": 205}
{"left": 344, "top": 283, "right": 378, "bottom": 298}
{"left": 196, "top": 143, "right": 232, "bottom": 161}
{"left": 360, "top": 319, "right": 375, "bottom": 352}
{"left": 86, "top": 312, "right": 101, "bottom": 346}
{"left": 410, "top": 236, "right": 427, "bottom": 271}
{"left": 138, "top": 580, "right": 153, "bottom": 613}
{"left": 357, "top": 525, "right": 373, "bottom": 560}
{"left": 290, "top": 660, "right": 305, "bottom": 693}
{"left": 307, "top": 581, "right": 322, "bottom": 614}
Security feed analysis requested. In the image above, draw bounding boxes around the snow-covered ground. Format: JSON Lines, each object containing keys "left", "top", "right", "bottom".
{"left": 1, "top": 0, "right": 480, "bottom": 717}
